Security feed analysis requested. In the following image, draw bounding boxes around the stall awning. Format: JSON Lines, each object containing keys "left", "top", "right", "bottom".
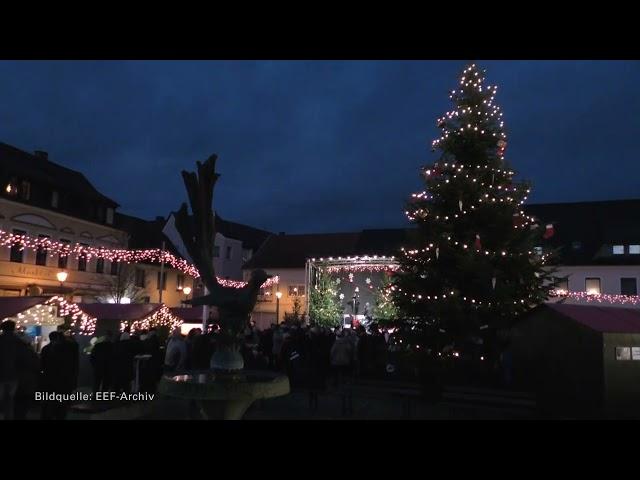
{"left": 0, "top": 296, "right": 49, "bottom": 320}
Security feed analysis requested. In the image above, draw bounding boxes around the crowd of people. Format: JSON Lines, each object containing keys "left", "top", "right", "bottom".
{"left": 0, "top": 320, "right": 80, "bottom": 420}
{"left": 1, "top": 315, "right": 454, "bottom": 420}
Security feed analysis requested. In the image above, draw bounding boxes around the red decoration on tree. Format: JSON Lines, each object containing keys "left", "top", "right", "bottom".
{"left": 543, "top": 224, "right": 555, "bottom": 239}
{"left": 497, "top": 139, "right": 507, "bottom": 157}
{"left": 474, "top": 234, "right": 482, "bottom": 250}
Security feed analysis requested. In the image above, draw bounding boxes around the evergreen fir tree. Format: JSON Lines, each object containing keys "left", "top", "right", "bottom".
{"left": 309, "top": 268, "right": 344, "bottom": 327}
{"left": 393, "top": 63, "right": 554, "bottom": 347}
{"left": 373, "top": 272, "right": 400, "bottom": 323}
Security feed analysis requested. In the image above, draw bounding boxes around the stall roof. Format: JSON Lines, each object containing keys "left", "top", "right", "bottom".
{"left": 77, "top": 303, "right": 162, "bottom": 321}
{"left": 549, "top": 303, "right": 640, "bottom": 334}
{"left": 170, "top": 306, "right": 210, "bottom": 322}
{"left": 0, "top": 296, "right": 48, "bottom": 320}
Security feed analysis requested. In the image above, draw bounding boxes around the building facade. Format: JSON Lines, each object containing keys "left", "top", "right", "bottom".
{"left": 526, "top": 200, "right": 640, "bottom": 305}
{"left": 0, "top": 143, "right": 127, "bottom": 301}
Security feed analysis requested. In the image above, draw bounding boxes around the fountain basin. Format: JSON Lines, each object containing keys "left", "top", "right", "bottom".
{"left": 158, "top": 370, "right": 290, "bottom": 420}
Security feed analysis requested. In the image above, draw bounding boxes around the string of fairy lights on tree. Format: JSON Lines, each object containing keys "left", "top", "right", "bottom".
{"left": 0, "top": 228, "right": 278, "bottom": 289}
{"left": 394, "top": 63, "right": 553, "bottom": 325}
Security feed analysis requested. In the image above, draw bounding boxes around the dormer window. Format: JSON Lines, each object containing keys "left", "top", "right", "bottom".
{"left": 5, "top": 180, "right": 17, "bottom": 196}
{"left": 630, "top": 245, "right": 640, "bottom": 255}
{"left": 613, "top": 245, "right": 625, "bottom": 255}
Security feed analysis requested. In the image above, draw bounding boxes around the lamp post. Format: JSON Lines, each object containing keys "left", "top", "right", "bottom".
{"left": 56, "top": 270, "right": 68, "bottom": 287}
{"left": 182, "top": 286, "right": 192, "bottom": 307}
{"left": 275, "top": 291, "right": 282, "bottom": 324}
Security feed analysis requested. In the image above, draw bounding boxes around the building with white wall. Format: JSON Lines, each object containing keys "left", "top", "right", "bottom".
{"left": 526, "top": 200, "right": 640, "bottom": 306}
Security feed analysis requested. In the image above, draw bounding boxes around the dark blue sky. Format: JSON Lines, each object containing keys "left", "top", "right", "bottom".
{"left": 1, "top": 60, "right": 638, "bottom": 234}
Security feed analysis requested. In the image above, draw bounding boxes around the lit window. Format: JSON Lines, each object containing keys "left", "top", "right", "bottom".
{"left": 585, "top": 278, "right": 601, "bottom": 295}
{"left": 289, "top": 285, "right": 305, "bottom": 297}
{"left": 176, "top": 274, "right": 185, "bottom": 291}
{"left": 5, "top": 182, "right": 17, "bottom": 196}
{"left": 613, "top": 245, "right": 625, "bottom": 255}
{"left": 630, "top": 245, "right": 640, "bottom": 255}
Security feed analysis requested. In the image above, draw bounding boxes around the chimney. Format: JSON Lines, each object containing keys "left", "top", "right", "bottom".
{"left": 34, "top": 150, "right": 48, "bottom": 161}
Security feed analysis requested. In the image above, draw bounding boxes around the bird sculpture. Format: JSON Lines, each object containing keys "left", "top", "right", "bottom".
{"left": 173, "top": 155, "right": 268, "bottom": 347}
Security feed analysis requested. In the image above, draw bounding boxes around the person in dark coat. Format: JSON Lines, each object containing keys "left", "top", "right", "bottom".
{"left": 58, "top": 327, "right": 80, "bottom": 388}
{"left": 141, "top": 329, "right": 162, "bottom": 391}
{"left": 1, "top": 320, "right": 34, "bottom": 420}
{"left": 111, "top": 333, "right": 136, "bottom": 394}
{"left": 13, "top": 343, "right": 40, "bottom": 420}
{"left": 90, "top": 331, "right": 114, "bottom": 394}
{"left": 41, "top": 331, "right": 75, "bottom": 420}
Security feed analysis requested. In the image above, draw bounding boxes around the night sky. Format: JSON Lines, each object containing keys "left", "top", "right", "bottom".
{"left": 1, "top": 60, "right": 638, "bottom": 234}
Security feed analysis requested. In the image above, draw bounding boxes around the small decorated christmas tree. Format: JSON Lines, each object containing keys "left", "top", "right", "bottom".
{"left": 373, "top": 272, "right": 400, "bottom": 323}
{"left": 309, "top": 268, "right": 344, "bottom": 327}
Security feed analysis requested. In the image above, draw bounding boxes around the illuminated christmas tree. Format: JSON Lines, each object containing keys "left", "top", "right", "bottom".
{"left": 393, "top": 63, "right": 554, "bottom": 347}
{"left": 309, "top": 269, "right": 343, "bottom": 327}
{"left": 373, "top": 272, "right": 400, "bottom": 323}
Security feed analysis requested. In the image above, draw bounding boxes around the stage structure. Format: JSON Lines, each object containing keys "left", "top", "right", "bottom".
{"left": 305, "top": 255, "right": 399, "bottom": 327}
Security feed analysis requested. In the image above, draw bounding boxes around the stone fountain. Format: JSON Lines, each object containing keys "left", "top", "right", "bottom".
{"left": 157, "top": 155, "right": 289, "bottom": 419}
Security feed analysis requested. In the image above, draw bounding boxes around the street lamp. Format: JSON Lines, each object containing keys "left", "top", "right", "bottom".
{"left": 275, "top": 291, "right": 282, "bottom": 324}
{"left": 182, "top": 286, "right": 192, "bottom": 307}
{"left": 56, "top": 271, "right": 68, "bottom": 286}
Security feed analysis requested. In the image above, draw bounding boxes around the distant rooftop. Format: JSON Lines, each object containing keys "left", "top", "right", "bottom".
{"left": 0, "top": 142, "right": 119, "bottom": 207}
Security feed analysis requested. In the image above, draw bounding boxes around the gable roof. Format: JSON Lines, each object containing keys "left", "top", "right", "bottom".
{"left": 524, "top": 199, "right": 640, "bottom": 265}
{"left": 0, "top": 142, "right": 118, "bottom": 207}
{"left": 114, "top": 212, "right": 183, "bottom": 259}
{"left": 0, "top": 296, "right": 48, "bottom": 320}
{"left": 547, "top": 303, "right": 640, "bottom": 334}
{"left": 215, "top": 214, "right": 272, "bottom": 251}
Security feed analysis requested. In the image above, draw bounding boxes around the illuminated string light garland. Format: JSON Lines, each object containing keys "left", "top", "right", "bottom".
{"left": 0, "top": 229, "right": 279, "bottom": 289}
{"left": 551, "top": 289, "right": 640, "bottom": 307}
{"left": 1, "top": 295, "right": 96, "bottom": 335}
{"left": 325, "top": 264, "right": 400, "bottom": 274}
{"left": 120, "top": 304, "right": 183, "bottom": 332}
